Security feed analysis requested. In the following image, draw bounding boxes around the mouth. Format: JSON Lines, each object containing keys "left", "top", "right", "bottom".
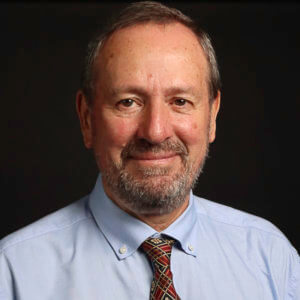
{"left": 128, "top": 152, "right": 179, "bottom": 165}
{"left": 129, "top": 152, "right": 177, "bottom": 160}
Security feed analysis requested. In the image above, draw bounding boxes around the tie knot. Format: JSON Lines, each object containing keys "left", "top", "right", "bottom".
{"left": 141, "top": 237, "right": 175, "bottom": 265}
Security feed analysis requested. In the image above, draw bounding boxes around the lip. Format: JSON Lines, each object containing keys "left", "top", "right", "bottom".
{"left": 129, "top": 152, "right": 178, "bottom": 160}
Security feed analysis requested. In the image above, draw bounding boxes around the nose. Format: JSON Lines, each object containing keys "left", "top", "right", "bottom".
{"left": 136, "top": 99, "right": 172, "bottom": 144}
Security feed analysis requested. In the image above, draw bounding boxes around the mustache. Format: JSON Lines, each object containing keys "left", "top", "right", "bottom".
{"left": 121, "top": 138, "right": 188, "bottom": 161}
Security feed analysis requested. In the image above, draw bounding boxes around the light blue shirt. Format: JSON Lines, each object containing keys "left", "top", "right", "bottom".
{"left": 1, "top": 175, "right": 299, "bottom": 299}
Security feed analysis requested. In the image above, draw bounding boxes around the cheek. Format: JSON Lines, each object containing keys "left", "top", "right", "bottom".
{"left": 94, "top": 116, "right": 136, "bottom": 152}
{"left": 93, "top": 116, "right": 137, "bottom": 170}
{"left": 175, "top": 117, "right": 209, "bottom": 146}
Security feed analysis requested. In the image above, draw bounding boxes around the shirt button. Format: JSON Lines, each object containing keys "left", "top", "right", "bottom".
{"left": 188, "top": 244, "right": 194, "bottom": 251}
{"left": 119, "top": 246, "right": 127, "bottom": 254}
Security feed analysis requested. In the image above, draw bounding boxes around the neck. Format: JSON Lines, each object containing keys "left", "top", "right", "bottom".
{"left": 103, "top": 182, "right": 190, "bottom": 232}
{"left": 133, "top": 198, "right": 189, "bottom": 231}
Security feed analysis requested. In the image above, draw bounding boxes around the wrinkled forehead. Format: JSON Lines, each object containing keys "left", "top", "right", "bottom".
{"left": 94, "top": 22, "right": 209, "bottom": 85}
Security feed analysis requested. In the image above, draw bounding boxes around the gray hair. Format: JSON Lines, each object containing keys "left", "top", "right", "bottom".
{"left": 80, "top": 1, "right": 221, "bottom": 104}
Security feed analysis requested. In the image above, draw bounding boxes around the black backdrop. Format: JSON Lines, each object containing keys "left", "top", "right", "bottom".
{"left": 1, "top": 2, "right": 299, "bottom": 252}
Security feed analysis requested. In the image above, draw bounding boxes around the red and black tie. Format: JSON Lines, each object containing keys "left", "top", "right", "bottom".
{"left": 141, "top": 237, "right": 180, "bottom": 300}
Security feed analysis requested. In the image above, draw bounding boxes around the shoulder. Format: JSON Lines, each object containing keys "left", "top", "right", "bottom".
{"left": 193, "top": 195, "right": 300, "bottom": 293}
{"left": 192, "top": 194, "right": 300, "bottom": 265}
{"left": 0, "top": 196, "right": 92, "bottom": 253}
{"left": 193, "top": 194, "right": 288, "bottom": 240}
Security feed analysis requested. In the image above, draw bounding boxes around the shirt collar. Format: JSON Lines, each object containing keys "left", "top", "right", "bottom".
{"left": 89, "top": 174, "right": 200, "bottom": 260}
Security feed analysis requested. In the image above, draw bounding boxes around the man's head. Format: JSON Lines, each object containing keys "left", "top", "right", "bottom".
{"left": 81, "top": 1, "right": 221, "bottom": 105}
{"left": 77, "top": 1, "right": 221, "bottom": 217}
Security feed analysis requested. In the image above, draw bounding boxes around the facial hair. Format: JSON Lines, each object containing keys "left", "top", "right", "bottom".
{"left": 100, "top": 136, "right": 209, "bottom": 215}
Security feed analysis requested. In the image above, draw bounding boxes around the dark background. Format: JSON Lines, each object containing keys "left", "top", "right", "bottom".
{"left": 1, "top": 2, "right": 299, "bottom": 252}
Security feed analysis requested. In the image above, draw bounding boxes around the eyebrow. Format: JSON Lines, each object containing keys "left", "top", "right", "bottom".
{"left": 111, "top": 85, "right": 197, "bottom": 97}
{"left": 164, "top": 86, "right": 196, "bottom": 96}
{"left": 111, "top": 86, "right": 148, "bottom": 98}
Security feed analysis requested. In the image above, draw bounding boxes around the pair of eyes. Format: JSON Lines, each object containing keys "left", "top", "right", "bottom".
{"left": 118, "top": 98, "right": 188, "bottom": 108}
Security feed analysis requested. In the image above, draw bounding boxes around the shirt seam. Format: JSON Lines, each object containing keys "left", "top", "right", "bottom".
{"left": 0, "top": 215, "right": 93, "bottom": 254}
{"left": 286, "top": 248, "right": 300, "bottom": 299}
{"left": 196, "top": 210, "right": 291, "bottom": 245}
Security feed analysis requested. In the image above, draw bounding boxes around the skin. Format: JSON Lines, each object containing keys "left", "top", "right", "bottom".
{"left": 77, "top": 22, "right": 220, "bottom": 231}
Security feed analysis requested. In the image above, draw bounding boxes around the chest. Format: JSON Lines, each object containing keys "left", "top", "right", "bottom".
{"left": 13, "top": 247, "right": 281, "bottom": 300}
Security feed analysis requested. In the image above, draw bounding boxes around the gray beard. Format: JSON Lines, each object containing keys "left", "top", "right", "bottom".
{"left": 101, "top": 138, "right": 209, "bottom": 215}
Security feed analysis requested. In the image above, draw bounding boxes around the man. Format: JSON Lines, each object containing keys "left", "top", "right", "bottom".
{"left": 0, "top": 1, "right": 299, "bottom": 299}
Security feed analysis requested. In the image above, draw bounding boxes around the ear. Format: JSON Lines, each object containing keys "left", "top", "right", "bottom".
{"left": 209, "top": 91, "right": 221, "bottom": 143}
{"left": 76, "top": 90, "right": 93, "bottom": 149}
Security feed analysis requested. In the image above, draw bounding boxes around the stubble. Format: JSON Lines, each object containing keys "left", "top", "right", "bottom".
{"left": 100, "top": 137, "right": 209, "bottom": 215}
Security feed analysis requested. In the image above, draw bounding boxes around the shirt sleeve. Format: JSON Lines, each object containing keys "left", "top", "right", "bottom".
{"left": 0, "top": 250, "right": 14, "bottom": 300}
{"left": 287, "top": 248, "right": 300, "bottom": 300}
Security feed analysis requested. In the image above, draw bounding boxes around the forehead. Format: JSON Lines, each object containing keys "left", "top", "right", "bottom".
{"left": 95, "top": 22, "right": 209, "bottom": 92}
{"left": 106, "top": 22, "right": 201, "bottom": 50}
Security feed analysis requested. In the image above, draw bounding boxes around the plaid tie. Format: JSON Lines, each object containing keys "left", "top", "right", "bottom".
{"left": 141, "top": 237, "right": 180, "bottom": 300}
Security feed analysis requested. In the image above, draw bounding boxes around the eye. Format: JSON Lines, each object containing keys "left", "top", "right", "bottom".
{"left": 174, "top": 99, "right": 187, "bottom": 106}
{"left": 119, "top": 98, "right": 135, "bottom": 107}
